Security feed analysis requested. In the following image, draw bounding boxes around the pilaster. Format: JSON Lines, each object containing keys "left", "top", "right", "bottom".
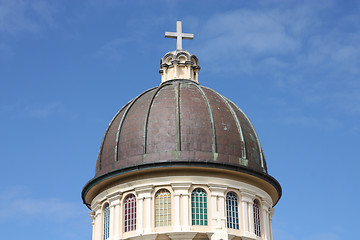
{"left": 92, "top": 201, "right": 102, "bottom": 240}
{"left": 135, "top": 185, "right": 154, "bottom": 234}
{"left": 171, "top": 183, "right": 191, "bottom": 231}
{"left": 240, "top": 190, "right": 256, "bottom": 239}
{"left": 261, "top": 200, "right": 271, "bottom": 240}
{"left": 90, "top": 211, "right": 95, "bottom": 240}
{"left": 108, "top": 192, "right": 122, "bottom": 240}
{"left": 208, "top": 184, "right": 227, "bottom": 230}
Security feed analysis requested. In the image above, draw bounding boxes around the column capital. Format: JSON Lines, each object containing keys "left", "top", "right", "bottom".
{"left": 107, "top": 192, "right": 122, "bottom": 206}
{"left": 261, "top": 199, "right": 272, "bottom": 209}
{"left": 240, "top": 189, "right": 256, "bottom": 202}
{"left": 270, "top": 207, "right": 275, "bottom": 217}
{"left": 91, "top": 200, "right": 102, "bottom": 212}
{"left": 135, "top": 185, "right": 154, "bottom": 198}
{"left": 171, "top": 182, "right": 192, "bottom": 190}
{"left": 89, "top": 211, "right": 96, "bottom": 221}
{"left": 208, "top": 183, "right": 227, "bottom": 196}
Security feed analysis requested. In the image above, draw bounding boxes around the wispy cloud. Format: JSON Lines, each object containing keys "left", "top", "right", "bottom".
{"left": 94, "top": 37, "right": 132, "bottom": 61}
{"left": 0, "top": 186, "right": 84, "bottom": 222}
{"left": 280, "top": 115, "right": 344, "bottom": 130}
{"left": 195, "top": 1, "right": 360, "bottom": 121}
{"left": 0, "top": 101, "right": 78, "bottom": 120}
{"left": 0, "top": 0, "right": 58, "bottom": 35}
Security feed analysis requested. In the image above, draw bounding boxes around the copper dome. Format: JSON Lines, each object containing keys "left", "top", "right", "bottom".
{"left": 99, "top": 79, "right": 273, "bottom": 174}
{"left": 82, "top": 79, "right": 281, "bottom": 205}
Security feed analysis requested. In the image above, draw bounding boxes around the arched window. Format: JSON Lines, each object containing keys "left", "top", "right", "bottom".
{"left": 226, "top": 192, "right": 239, "bottom": 229}
{"left": 253, "top": 200, "right": 261, "bottom": 236}
{"left": 124, "top": 194, "right": 136, "bottom": 232}
{"left": 155, "top": 189, "right": 171, "bottom": 227}
{"left": 191, "top": 188, "right": 208, "bottom": 226}
{"left": 103, "top": 203, "right": 110, "bottom": 240}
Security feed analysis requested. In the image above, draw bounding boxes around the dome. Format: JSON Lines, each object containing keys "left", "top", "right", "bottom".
{"left": 82, "top": 22, "right": 282, "bottom": 240}
{"left": 82, "top": 79, "right": 281, "bottom": 205}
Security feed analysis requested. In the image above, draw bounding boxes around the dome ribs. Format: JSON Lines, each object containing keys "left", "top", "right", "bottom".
{"left": 96, "top": 102, "right": 129, "bottom": 173}
{"left": 201, "top": 88, "right": 242, "bottom": 163}
{"left": 114, "top": 88, "right": 157, "bottom": 162}
{"left": 94, "top": 80, "right": 268, "bottom": 179}
{"left": 203, "top": 87, "right": 247, "bottom": 161}
{"left": 179, "top": 82, "right": 213, "bottom": 153}
{"left": 226, "top": 98, "right": 266, "bottom": 173}
{"left": 175, "top": 81, "right": 181, "bottom": 151}
{"left": 118, "top": 90, "right": 155, "bottom": 164}
{"left": 143, "top": 85, "right": 167, "bottom": 154}
{"left": 193, "top": 84, "right": 217, "bottom": 154}
{"left": 145, "top": 83, "right": 178, "bottom": 154}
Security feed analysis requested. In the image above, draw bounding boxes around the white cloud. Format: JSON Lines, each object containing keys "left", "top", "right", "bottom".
{"left": 0, "top": 0, "right": 58, "bottom": 35}
{"left": 94, "top": 37, "right": 132, "bottom": 61}
{"left": 0, "top": 101, "right": 78, "bottom": 120}
{"left": 0, "top": 186, "right": 83, "bottom": 222}
{"left": 196, "top": 1, "right": 360, "bottom": 79}
{"left": 196, "top": 7, "right": 305, "bottom": 73}
{"left": 194, "top": 2, "right": 360, "bottom": 121}
{"left": 280, "top": 115, "right": 344, "bottom": 130}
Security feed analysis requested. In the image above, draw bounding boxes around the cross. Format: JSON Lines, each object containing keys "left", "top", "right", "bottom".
{"left": 165, "top": 21, "right": 194, "bottom": 50}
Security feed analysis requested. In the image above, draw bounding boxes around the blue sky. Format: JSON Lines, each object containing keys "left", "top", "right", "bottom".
{"left": 1, "top": 0, "right": 359, "bottom": 239}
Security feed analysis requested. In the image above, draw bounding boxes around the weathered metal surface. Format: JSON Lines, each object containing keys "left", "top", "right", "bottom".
{"left": 93, "top": 79, "right": 269, "bottom": 179}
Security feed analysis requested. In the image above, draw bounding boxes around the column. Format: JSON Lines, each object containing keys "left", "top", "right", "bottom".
{"left": 241, "top": 200, "right": 249, "bottom": 233}
{"left": 174, "top": 63, "right": 178, "bottom": 78}
{"left": 269, "top": 208, "right": 275, "bottom": 240}
{"left": 171, "top": 183, "right": 191, "bottom": 231}
{"left": 209, "top": 184, "right": 227, "bottom": 240}
{"left": 182, "top": 192, "right": 190, "bottom": 231}
{"left": 249, "top": 200, "right": 255, "bottom": 234}
{"left": 208, "top": 184, "right": 227, "bottom": 230}
{"left": 109, "top": 204, "right": 115, "bottom": 239}
{"left": 135, "top": 185, "right": 154, "bottom": 235}
{"left": 164, "top": 68, "right": 167, "bottom": 82}
{"left": 90, "top": 211, "right": 95, "bottom": 240}
{"left": 240, "top": 191, "right": 255, "bottom": 237}
{"left": 173, "top": 191, "right": 181, "bottom": 231}
{"left": 261, "top": 200, "right": 271, "bottom": 240}
{"left": 187, "top": 64, "right": 191, "bottom": 79}
{"left": 137, "top": 197, "right": 144, "bottom": 235}
{"left": 108, "top": 192, "right": 122, "bottom": 240}
{"left": 144, "top": 194, "right": 152, "bottom": 233}
{"left": 91, "top": 202, "right": 102, "bottom": 240}
{"left": 94, "top": 205, "right": 102, "bottom": 240}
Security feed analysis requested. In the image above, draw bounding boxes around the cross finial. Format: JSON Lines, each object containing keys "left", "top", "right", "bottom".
{"left": 165, "top": 21, "right": 194, "bottom": 50}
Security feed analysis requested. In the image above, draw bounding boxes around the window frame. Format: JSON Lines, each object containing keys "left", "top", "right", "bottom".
{"left": 191, "top": 188, "right": 208, "bottom": 226}
{"left": 103, "top": 203, "right": 110, "bottom": 240}
{"left": 154, "top": 189, "right": 172, "bottom": 227}
{"left": 253, "top": 199, "right": 261, "bottom": 237}
{"left": 226, "top": 191, "right": 239, "bottom": 230}
{"left": 124, "top": 194, "right": 137, "bottom": 232}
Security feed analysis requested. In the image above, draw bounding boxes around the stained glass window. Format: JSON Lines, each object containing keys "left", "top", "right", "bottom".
{"left": 103, "top": 203, "right": 110, "bottom": 240}
{"left": 124, "top": 194, "right": 136, "bottom": 232}
{"left": 191, "top": 188, "right": 208, "bottom": 226}
{"left": 226, "top": 192, "right": 239, "bottom": 229}
{"left": 253, "top": 200, "right": 261, "bottom": 236}
{"left": 155, "top": 189, "right": 171, "bottom": 227}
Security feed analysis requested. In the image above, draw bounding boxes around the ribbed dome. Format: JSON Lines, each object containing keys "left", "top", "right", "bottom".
{"left": 94, "top": 79, "right": 268, "bottom": 178}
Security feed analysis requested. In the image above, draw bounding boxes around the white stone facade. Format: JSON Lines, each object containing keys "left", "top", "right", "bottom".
{"left": 89, "top": 171, "right": 275, "bottom": 240}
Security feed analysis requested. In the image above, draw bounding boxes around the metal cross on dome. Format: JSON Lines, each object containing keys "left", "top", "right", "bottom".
{"left": 165, "top": 21, "right": 194, "bottom": 50}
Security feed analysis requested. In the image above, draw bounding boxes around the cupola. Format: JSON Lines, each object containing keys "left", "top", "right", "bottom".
{"left": 160, "top": 21, "right": 200, "bottom": 83}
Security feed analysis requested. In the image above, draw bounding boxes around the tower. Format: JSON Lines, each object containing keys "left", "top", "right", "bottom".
{"left": 82, "top": 21, "right": 281, "bottom": 240}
